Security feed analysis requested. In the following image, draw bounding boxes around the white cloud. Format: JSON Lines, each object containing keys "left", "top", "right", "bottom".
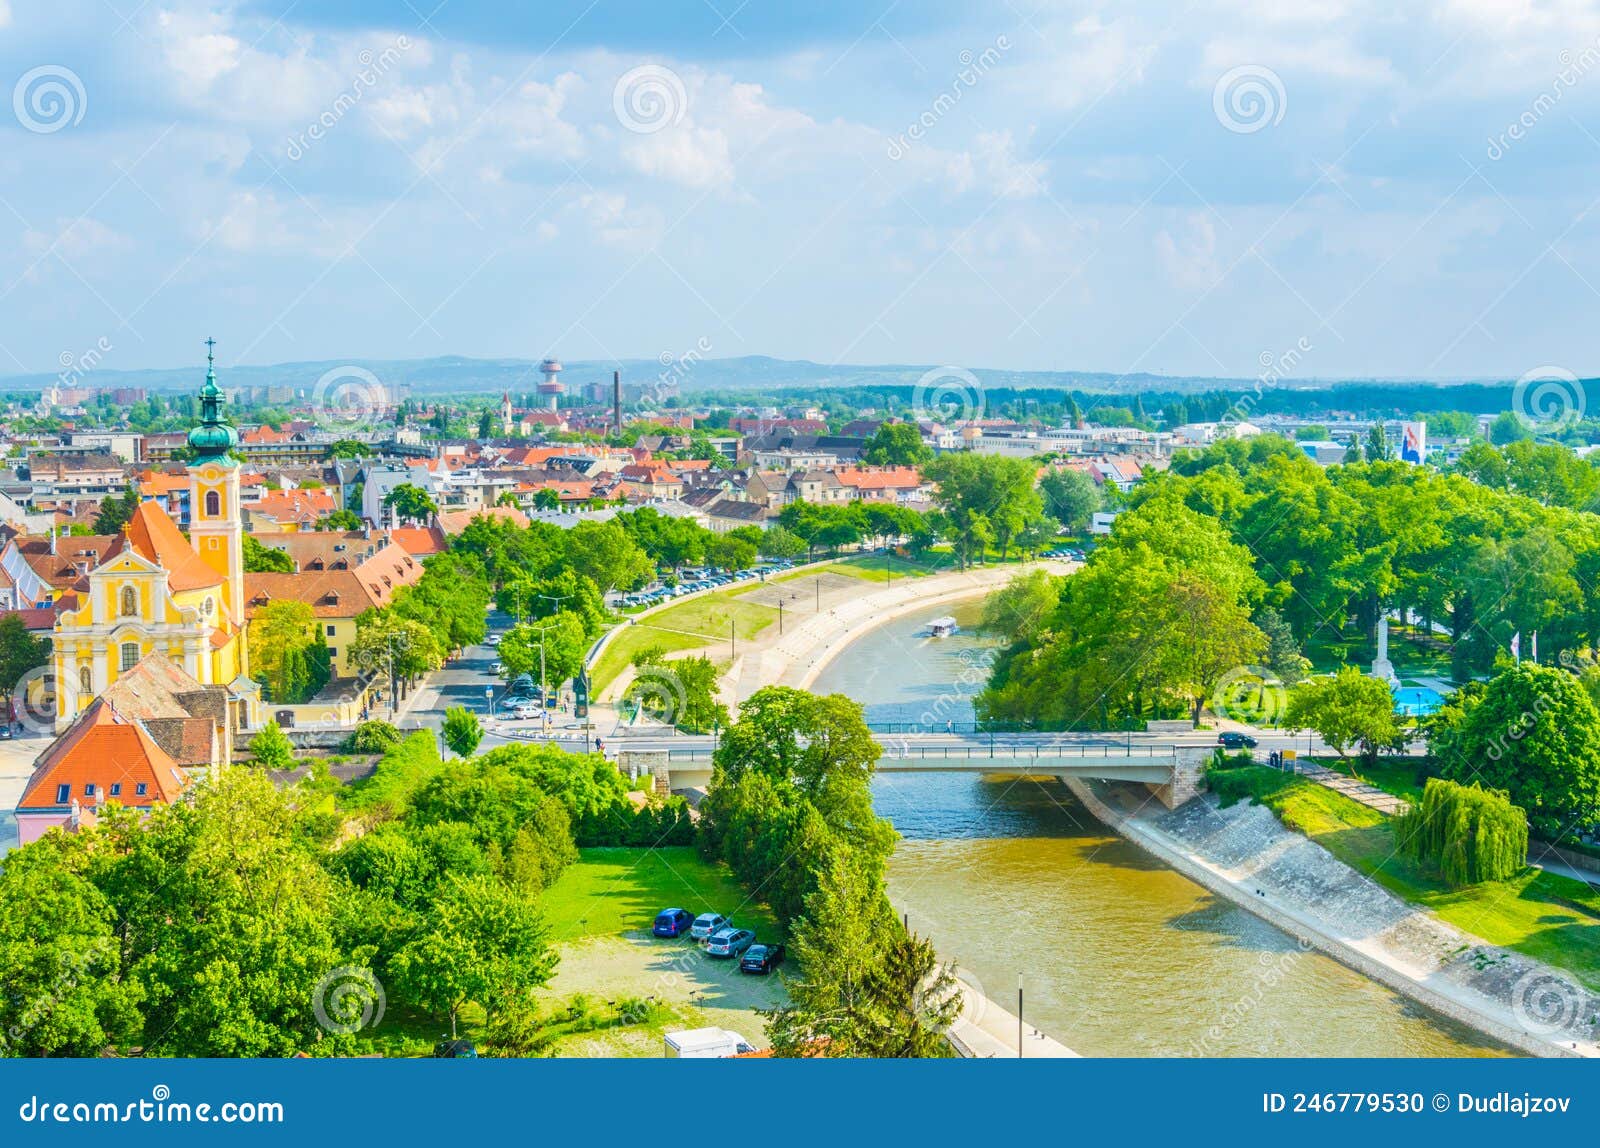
{"left": 1155, "top": 213, "right": 1222, "bottom": 291}
{"left": 22, "top": 217, "right": 131, "bottom": 261}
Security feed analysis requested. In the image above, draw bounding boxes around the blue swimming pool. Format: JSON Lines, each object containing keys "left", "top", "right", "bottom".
{"left": 1392, "top": 686, "right": 1444, "bottom": 716}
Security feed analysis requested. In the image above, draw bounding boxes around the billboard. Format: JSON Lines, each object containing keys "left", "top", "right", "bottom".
{"left": 1400, "top": 420, "right": 1426, "bottom": 464}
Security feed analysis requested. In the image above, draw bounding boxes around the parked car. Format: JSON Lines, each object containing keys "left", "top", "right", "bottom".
{"left": 705, "top": 928, "right": 757, "bottom": 958}
{"left": 739, "top": 943, "right": 786, "bottom": 974}
{"left": 690, "top": 912, "right": 729, "bottom": 940}
{"left": 509, "top": 701, "right": 542, "bottom": 720}
{"left": 1218, "top": 731, "right": 1258, "bottom": 749}
{"left": 432, "top": 1039, "right": 478, "bottom": 1058}
{"left": 653, "top": 908, "right": 694, "bottom": 937}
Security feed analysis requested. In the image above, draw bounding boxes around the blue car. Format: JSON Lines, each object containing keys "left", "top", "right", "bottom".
{"left": 653, "top": 908, "right": 694, "bottom": 937}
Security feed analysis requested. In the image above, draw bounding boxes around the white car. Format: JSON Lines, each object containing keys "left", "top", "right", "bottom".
{"left": 485, "top": 634, "right": 503, "bottom": 647}
{"left": 509, "top": 702, "right": 543, "bottom": 721}
{"left": 490, "top": 660, "right": 506, "bottom": 675}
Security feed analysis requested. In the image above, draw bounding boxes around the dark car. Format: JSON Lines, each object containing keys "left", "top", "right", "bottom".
{"left": 432, "top": 1039, "right": 478, "bottom": 1058}
{"left": 1218, "top": 731, "right": 1258, "bottom": 749}
{"left": 739, "top": 943, "right": 786, "bottom": 974}
{"left": 653, "top": 908, "right": 694, "bottom": 937}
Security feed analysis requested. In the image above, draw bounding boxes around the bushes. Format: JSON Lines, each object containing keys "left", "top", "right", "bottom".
{"left": 345, "top": 720, "right": 404, "bottom": 754}
{"left": 1398, "top": 778, "right": 1528, "bottom": 887}
{"left": 342, "top": 730, "right": 446, "bottom": 817}
{"left": 248, "top": 720, "right": 296, "bottom": 769}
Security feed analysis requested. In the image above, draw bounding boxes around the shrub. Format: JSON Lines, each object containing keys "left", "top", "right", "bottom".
{"left": 249, "top": 721, "right": 296, "bottom": 769}
{"left": 343, "top": 731, "right": 446, "bottom": 817}
{"left": 1397, "top": 778, "right": 1528, "bottom": 887}
{"left": 346, "top": 720, "right": 404, "bottom": 754}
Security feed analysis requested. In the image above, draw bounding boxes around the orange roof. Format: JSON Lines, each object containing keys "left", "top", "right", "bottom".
{"left": 241, "top": 425, "right": 290, "bottom": 444}
{"left": 137, "top": 471, "right": 190, "bottom": 496}
{"left": 17, "top": 698, "right": 188, "bottom": 811}
{"left": 124, "top": 501, "right": 223, "bottom": 592}
{"left": 389, "top": 525, "right": 447, "bottom": 557}
{"left": 834, "top": 466, "right": 923, "bottom": 490}
{"left": 245, "top": 488, "right": 337, "bottom": 524}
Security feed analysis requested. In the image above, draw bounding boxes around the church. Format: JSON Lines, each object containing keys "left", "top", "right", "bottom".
{"left": 50, "top": 343, "right": 260, "bottom": 733}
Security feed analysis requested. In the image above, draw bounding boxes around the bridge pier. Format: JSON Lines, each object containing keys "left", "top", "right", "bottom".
{"left": 1145, "top": 748, "right": 1208, "bottom": 809}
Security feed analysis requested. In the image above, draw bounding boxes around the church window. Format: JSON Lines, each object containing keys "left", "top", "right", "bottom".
{"left": 120, "top": 586, "right": 137, "bottom": 616}
{"left": 120, "top": 642, "right": 140, "bottom": 672}
{"left": 203, "top": 596, "right": 215, "bottom": 616}
{"left": 205, "top": 490, "right": 221, "bottom": 517}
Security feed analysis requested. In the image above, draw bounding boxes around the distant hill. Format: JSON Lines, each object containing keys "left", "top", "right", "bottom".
{"left": 0, "top": 353, "right": 1506, "bottom": 398}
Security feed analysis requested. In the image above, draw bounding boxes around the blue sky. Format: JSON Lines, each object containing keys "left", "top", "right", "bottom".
{"left": 3, "top": 0, "right": 1600, "bottom": 382}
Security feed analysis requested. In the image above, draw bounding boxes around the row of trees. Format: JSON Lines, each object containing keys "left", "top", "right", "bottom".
{"left": 699, "top": 687, "right": 959, "bottom": 1056}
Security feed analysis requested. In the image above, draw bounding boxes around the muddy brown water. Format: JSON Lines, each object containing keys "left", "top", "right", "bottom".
{"left": 813, "top": 598, "right": 1511, "bottom": 1057}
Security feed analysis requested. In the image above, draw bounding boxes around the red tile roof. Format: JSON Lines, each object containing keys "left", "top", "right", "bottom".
{"left": 124, "top": 501, "right": 223, "bottom": 592}
{"left": 17, "top": 698, "right": 188, "bottom": 812}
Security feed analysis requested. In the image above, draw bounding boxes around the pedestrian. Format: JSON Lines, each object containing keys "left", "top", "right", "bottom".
{"left": 946, "top": 720, "right": 953, "bottom": 734}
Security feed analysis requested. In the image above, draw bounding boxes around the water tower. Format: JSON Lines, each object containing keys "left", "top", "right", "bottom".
{"left": 537, "top": 358, "right": 564, "bottom": 411}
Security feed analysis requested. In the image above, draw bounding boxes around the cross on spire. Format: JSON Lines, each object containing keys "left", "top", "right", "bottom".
{"left": 205, "top": 336, "right": 216, "bottom": 366}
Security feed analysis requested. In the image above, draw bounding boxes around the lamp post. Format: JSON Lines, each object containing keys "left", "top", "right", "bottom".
{"left": 778, "top": 599, "right": 784, "bottom": 635}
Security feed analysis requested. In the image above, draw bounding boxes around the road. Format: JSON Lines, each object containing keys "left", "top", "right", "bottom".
{"left": 398, "top": 610, "right": 603, "bottom": 754}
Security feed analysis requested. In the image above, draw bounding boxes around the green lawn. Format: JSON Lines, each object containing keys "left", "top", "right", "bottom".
{"left": 591, "top": 588, "right": 780, "bottom": 692}
{"left": 1304, "top": 625, "right": 1456, "bottom": 679}
{"left": 1209, "top": 765, "right": 1600, "bottom": 988}
{"left": 1313, "top": 755, "right": 1431, "bottom": 804}
{"left": 541, "top": 846, "right": 784, "bottom": 946}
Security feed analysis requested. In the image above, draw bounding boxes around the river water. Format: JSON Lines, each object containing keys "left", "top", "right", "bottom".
{"left": 813, "top": 597, "right": 1509, "bottom": 1057}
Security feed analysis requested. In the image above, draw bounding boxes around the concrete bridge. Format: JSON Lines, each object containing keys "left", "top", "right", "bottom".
{"left": 617, "top": 735, "right": 1223, "bottom": 809}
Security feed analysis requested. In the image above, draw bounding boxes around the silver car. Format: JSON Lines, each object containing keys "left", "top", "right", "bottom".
{"left": 690, "top": 912, "right": 729, "bottom": 940}
{"left": 705, "top": 928, "right": 756, "bottom": 958}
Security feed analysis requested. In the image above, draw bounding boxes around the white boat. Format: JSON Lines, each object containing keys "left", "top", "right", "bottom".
{"left": 927, "top": 616, "right": 959, "bottom": 637}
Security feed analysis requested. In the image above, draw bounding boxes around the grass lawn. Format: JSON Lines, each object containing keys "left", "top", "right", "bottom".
{"left": 1313, "top": 755, "right": 1431, "bottom": 804}
{"left": 1304, "top": 625, "right": 1456, "bottom": 679}
{"left": 591, "top": 588, "right": 779, "bottom": 692}
{"left": 1210, "top": 765, "right": 1600, "bottom": 988}
{"left": 542, "top": 846, "right": 784, "bottom": 945}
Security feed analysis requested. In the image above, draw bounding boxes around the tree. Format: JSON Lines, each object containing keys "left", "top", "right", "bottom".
{"left": 1364, "top": 422, "right": 1392, "bottom": 462}
{"left": 1255, "top": 605, "right": 1308, "bottom": 687}
{"left": 390, "top": 872, "right": 556, "bottom": 1037}
{"left": 384, "top": 483, "right": 438, "bottom": 525}
{"left": 981, "top": 568, "right": 1061, "bottom": 645}
{"left": 242, "top": 533, "right": 295, "bottom": 573}
{"left": 1284, "top": 668, "right": 1401, "bottom": 763}
{"left": 1164, "top": 573, "right": 1267, "bottom": 726}
{"left": 477, "top": 409, "right": 494, "bottom": 439}
{"left": 442, "top": 706, "right": 484, "bottom": 758}
{"left": 862, "top": 422, "right": 932, "bottom": 466}
{"left": 627, "top": 650, "right": 728, "bottom": 734}
{"left": 531, "top": 487, "right": 560, "bottom": 510}
{"left": 1427, "top": 662, "right": 1600, "bottom": 838}
{"left": 498, "top": 612, "right": 587, "bottom": 690}
{"left": 319, "top": 508, "right": 363, "bottom": 531}
{"left": 1489, "top": 410, "right": 1533, "bottom": 446}
{"left": 249, "top": 720, "right": 296, "bottom": 768}
{"left": 327, "top": 439, "right": 372, "bottom": 459}
{"left": 1397, "top": 779, "right": 1527, "bottom": 887}
{"left": 706, "top": 532, "right": 758, "bottom": 572}
{"left": 499, "top": 569, "right": 606, "bottom": 634}
{"left": 758, "top": 525, "right": 808, "bottom": 561}
{"left": 92, "top": 486, "right": 141, "bottom": 535}
{"left": 923, "top": 453, "right": 1042, "bottom": 566}
{"left": 1039, "top": 467, "right": 1103, "bottom": 533}
{"left": 248, "top": 601, "right": 330, "bottom": 704}
{"left": 0, "top": 613, "right": 49, "bottom": 692}
{"left": 565, "top": 519, "right": 653, "bottom": 593}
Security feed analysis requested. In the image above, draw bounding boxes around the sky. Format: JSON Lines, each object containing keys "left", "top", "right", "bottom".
{"left": 3, "top": 0, "right": 1600, "bottom": 383}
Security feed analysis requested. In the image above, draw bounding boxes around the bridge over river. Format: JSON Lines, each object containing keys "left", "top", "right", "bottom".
{"left": 612, "top": 729, "right": 1327, "bottom": 808}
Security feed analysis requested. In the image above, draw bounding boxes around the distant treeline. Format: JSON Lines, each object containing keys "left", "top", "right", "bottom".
{"left": 685, "top": 380, "right": 1592, "bottom": 424}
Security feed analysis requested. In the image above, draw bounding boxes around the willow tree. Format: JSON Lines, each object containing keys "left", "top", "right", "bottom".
{"left": 1398, "top": 779, "right": 1528, "bottom": 887}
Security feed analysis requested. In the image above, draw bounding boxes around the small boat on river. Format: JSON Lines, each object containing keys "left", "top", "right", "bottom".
{"left": 926, "top": 616, "right": 959, "bottom": 637}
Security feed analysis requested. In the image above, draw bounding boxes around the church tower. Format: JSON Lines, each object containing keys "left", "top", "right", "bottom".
{"left": 186, "top": 338, "right": 247, "bottom": 672}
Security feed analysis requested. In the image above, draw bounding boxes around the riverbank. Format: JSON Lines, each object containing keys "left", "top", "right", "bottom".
{"left": 1063, "top": 777, "right": 1598, "bottom": 1058}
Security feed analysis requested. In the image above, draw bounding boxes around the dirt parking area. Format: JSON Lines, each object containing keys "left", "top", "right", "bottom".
{"left": 540, "top": 931, "right": 790, "bottom": 1056}
{"left": 740, "top": 571, "right": 864, "bottom": 612}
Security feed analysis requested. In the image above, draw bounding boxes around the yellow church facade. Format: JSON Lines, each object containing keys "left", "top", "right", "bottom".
{"left": 51, "top": 344, "right": 260, "bottom": 731}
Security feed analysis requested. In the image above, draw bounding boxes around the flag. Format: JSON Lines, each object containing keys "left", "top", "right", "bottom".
{"left": 1511, "top": 632, "right": 1521, "bottom": 662}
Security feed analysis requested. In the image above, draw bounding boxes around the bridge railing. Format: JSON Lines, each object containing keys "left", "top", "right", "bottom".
{"left": 665, "top": 743, "right": 1179, "bottom": 763}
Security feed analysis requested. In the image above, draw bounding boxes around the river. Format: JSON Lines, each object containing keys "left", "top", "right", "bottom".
{"left": 812, "top": 596, "right": 1510, "bottom": 1057}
